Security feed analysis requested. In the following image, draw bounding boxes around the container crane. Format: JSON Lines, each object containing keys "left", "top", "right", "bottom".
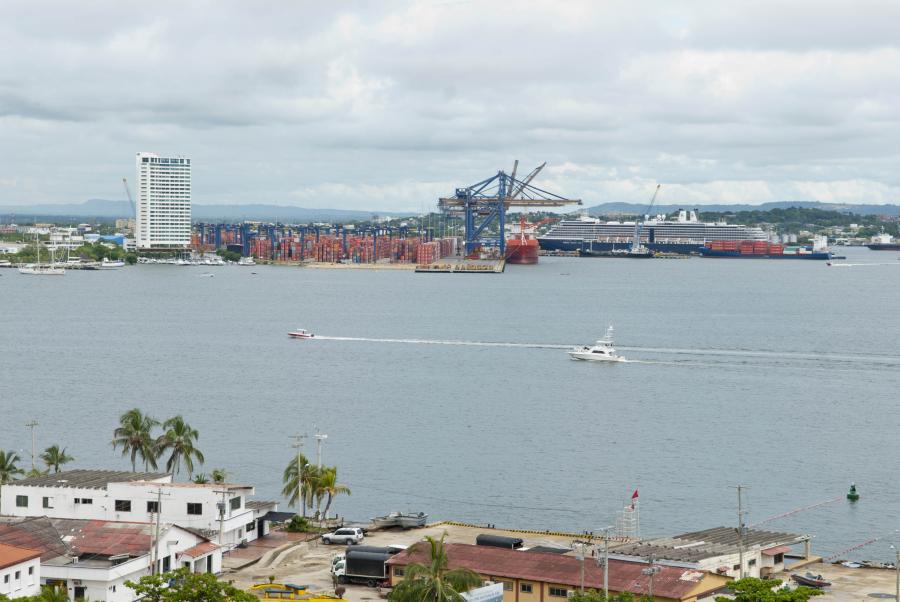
{"left": 438, "top": 161, "right": 580, "bottom": 255}
{"left": 631, "top": 184, "right": 661, "bottom": 253}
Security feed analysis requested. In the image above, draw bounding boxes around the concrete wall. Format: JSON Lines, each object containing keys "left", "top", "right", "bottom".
{"left": 0, "top": 557, "right": 41, "bottom": 599}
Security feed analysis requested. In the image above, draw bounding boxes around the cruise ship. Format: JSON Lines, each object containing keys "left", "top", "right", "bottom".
{"left": 538, "top": 209, "right": 768, "bottom": 254}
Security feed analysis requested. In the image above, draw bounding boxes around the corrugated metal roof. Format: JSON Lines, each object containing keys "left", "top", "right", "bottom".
{"left": 611, "top": 526, "right": 806, "bottom": 563}
{"left": 52, "top": 519, "right": 152, "bottom": 557}
{"left": 11, "top": 469, "right": 169, "bottom": 490}
{"left": 387, "top": 543, "right": 715, "bottom": 600}
{"left": 0, "top": 517, "right": 71, "bottom": 561}
{"left": 761, "top": 545, "right": 792, "bottom": 556}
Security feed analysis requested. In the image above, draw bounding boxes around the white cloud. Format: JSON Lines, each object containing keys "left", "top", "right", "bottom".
{"left": 1, "top": 0, "right": 900, "bottom": 210}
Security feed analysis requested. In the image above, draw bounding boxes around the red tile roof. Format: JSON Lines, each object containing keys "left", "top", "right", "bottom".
{"left": 179, "top": 541, "right": 220, "bottom": 558}
{"left": 0, "top": 543, "right": 42, "bottom": 570}
{"left": 761, "top": 545, "right": 792, "bottom": 556}
{"left": 387, "top": 543, "right": 718, "bottom": 600}
{"left": 63, "top": 520, "right": 152, "bottom": 557}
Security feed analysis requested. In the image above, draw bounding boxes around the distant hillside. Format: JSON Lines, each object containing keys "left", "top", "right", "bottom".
{"left": 0, "top": 199, "right": 413, "bottom": 222}
{"left": 587, "top": 201, "right": 900, "bottom": 217}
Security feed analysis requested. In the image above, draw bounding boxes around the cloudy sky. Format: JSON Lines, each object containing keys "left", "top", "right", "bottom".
{"left": 2, "top": 0, "right": 900, "bottom": 210}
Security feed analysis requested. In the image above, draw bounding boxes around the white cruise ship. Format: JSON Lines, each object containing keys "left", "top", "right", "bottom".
{"left": 538, "top": 209, "right": 768, "bottom": 254}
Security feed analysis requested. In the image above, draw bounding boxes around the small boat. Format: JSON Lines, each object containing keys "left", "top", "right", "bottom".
{"left": 568, "top": 326, "right": 626, "bottom": 362}
{"left": 238, "top": 256, "right": 256, "bottom": 266}
{"left": 397, "top": 512, "right": 428, "bottom": 529}
{"left": 19, "top": 264, "right": 65, "bottom": 275}
{"left": 791, "top": 573, "right": 831, "bottom": 588}
{"left": 372, "top": 511, "right": 428, "bottom": 529}
{"left": 288, "top": 329, "right": 315, "bottom": 339}
{"left": 97, "top": 258, "right": 125, "bottom": 269}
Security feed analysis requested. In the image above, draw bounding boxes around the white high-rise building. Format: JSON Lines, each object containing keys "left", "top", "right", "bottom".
{"left": 135, "top": 152, "right": 191, "bottom": 249}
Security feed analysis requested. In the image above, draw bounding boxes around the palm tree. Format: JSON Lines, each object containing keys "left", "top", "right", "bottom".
{"left": 281, "top": 454, "right": 319, "bottom": 518}
{"left": 389, "top": 534, "right": 482, "bottom": 602}
{"left": 25, "top": 467, "right": 48, "bottom": 478}
{"left": 0, "top": 450, "right": 24, "bottom": 509}
{"left": 112, "top": 409, "right": 160, "bottom": 471}
{"left": 157, "top": 416, "right": 204, "bottom": 478}
{"left": 193, "top": 473, "right": 210, "bottom": 484}
{"left": 211, "top": 468, "right": 227, "bottom": 484}
{"left": 41, "top": 445, "right": 74, "bottom": 473}
{"left": 317, "top": 466, "right": 350, "bottom": 521}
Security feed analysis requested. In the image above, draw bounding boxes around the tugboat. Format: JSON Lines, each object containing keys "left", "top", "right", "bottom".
{"left": 568, "top": 326, "right": 626, "bottom": 362}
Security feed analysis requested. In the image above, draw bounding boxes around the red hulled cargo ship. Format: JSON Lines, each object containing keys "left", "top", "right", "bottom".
{"left": 505, "top": 236, "right": 540, "bottom": 264}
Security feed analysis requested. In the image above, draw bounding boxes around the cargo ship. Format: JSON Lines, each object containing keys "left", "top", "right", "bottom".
{"left": 699, "top": 239, "right": 831, "bottom": 260}
{"left": 538, "top": 210, "right": 767, "bottom": 255}
{"left": 505, "top": 217, "right": 544, "bottom": 264}
{"left": 866, "top": 232, "right": 900, "bottom": 251}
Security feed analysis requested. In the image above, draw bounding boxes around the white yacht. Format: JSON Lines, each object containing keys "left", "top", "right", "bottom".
{"left": 568, "top": 326, "right": 626, "bottom": 362}
{"left": 238, "top": 256, "right": 256, "bottom": 266}
{"left": 98, "top": 258, "right": 125, "bottom": 269}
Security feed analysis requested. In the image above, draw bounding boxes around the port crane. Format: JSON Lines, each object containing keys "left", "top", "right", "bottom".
{"left": 438, "top": 161, "right": 581, "bottom": 255}
{"left": 631, "top": 184, "right": 661, "bottom": 253}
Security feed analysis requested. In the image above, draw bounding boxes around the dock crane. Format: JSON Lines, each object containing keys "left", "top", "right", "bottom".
{"left": 439, "top": 161, "right": 580, "bottom": 255}
{"left": 631, "top": 184, "right": 661, "bottom": 253}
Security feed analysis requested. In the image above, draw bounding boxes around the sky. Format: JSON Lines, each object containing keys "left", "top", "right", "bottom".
{"left": 2, "top": 0, "right": 900, "bottom": 211}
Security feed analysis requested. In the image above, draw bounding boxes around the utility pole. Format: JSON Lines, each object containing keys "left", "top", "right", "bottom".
{"left": 147, "top": 487, "right": 171, "bottom": 575}
{"left": 25, "top": 421, "right": 38, "bottom": 471}
{"left": 733, "top": 484, "right": 749, "bottom": 579}
{"left": 641, "top": 554, "right": 660, "bottom": 599}
{"left": 596, "top": 526, "right": 612, "bottom": 599}
{"left": 573, "top": 540, "right": 588, "bottom": 593}
{"left": 314, "top": 429, "right": 328, "bottom": 468}
{"left": 290, "top": 433, "right": 308, "bottom": 518}
{"left": 215, "top": 488, "right": 229, "bottom": 546}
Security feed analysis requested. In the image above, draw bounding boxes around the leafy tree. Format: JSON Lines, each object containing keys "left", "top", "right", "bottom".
{"left": 157, "top": 416, "right": 204, "bottom": 478}
{"left": 41, "top": 445, "right": 74, "bottom": 473}
{"left": 716, "top": 577, "right": 823, "bottom": 602}
{"left": 0, "top": 450, "right": 24, "bottom": 506}
{"left": 211, "top": 468, "right": 227, "bottom": 484}
{"left": 193, "top": 473, "right": 210, "bottom": 484}
{"left": 125, "top": 252, "right": 138, "bottom": 265}
{"left": 126, "top": 568, "right": 255, "bottom": 601}
{"left": 112, "top": 408, "right": 160, "bottom": 471}
{"left": 282, "top": 454, "right": 319, "bottom": 518}
{"left": 285, "top": 515, "right": 312, "bottom": 533}
{"left": 25, "top": 467, "right": 49, "bottom": 478}
{"left": 388, "top": 533, "right": 482, "bottom": 602}
{"left": 0, "top": 584, "right": 70, "bottom": 602}
{"left": 317, "top": 465, "right": 350, "bottom": 520}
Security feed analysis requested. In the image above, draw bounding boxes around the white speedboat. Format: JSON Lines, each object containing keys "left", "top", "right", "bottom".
{"left": 238, "top": 256, "right": 256, "bottom": 266}
{"left": 288, "top": 328, "right": 315, "bottom": 339}
{"left": 568, "top": 326, "right": 626, "bottom": 362}
{"left": 98, "top": 258, "right": 125, "bottom": 269}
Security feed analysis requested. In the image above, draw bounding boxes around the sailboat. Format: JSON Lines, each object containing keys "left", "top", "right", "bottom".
{"left": 18, "top": 237, "right": 65, "bottom": 275}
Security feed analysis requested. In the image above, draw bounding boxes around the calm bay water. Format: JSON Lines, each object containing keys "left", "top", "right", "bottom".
{"left": 2, "top": 248, "right": 899, "bottom": 559}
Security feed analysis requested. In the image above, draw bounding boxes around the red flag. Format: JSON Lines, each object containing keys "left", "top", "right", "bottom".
{"left": 631, "top": 489, "right": 639, "bottom": 500}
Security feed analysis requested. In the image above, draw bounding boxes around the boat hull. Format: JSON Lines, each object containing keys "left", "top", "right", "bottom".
{"left": 288, "top": 333, "right": 315, "bottom": 339}
{"left": 505, "top": 239, "right": 539, "bottom": 264}
{"left": 568, "top": 352, "right": 625, "bottom": 362}
{"left": 866, "top": 244, "right": 900, "bottom": 250}
{"left": 540, "top": 238, "right": 702, "bottom": 255}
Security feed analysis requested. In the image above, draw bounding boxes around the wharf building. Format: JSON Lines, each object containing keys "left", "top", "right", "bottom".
{"left": 0, "top": 516, "right": 220, "bottom": 602}
{"left": 609, "top": 526, "right": 812, "bottom": 580}
{"left": 135, "top": 152, "right": 191, "bottom": 250}
{"left": 0, "top": 470, "right": 279, "bottom": 549}
{"left": 387, "top": 542, "right": 731, "bottom": 602}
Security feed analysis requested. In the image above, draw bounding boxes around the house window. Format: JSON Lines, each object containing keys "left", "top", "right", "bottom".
{"left": 749, "top": 558, "right": 757, "bottom": 567}
{"left": 187, "top": 503, "right": 202, "bottom": 515}
{"left": 549, "top": 586, "right": 569, "bottom": 597}
{"left": 501, "top": 580, "right": 513, "bottom": 591}
{"left": 246, "top": 521, "right": 256, "bottom": 532}
{"left": 115, "top": 500, "right": 132, "bottom": 512}
{"left": 3, "top": 575, "right": 8, "bottom": 583}
{"left": 521, "top": 583, "right": 533, "bottom": 593}
{"left": 394, "top": 566, "right": 405, "bottom": 577}
{"left": 80, "top": 498, "right": 93, "bottom": 505}
{"left": 774, "top": 553, "right": 785, "bottom": 564}
{"left": 733, "top": 564, "right": 740, "bottom": 571}
{"left": 15, "top": 495, "right": 28, "bottom": 508}
{"left": 27, "top": 567, "right": 33, "bottom": 576}
{"left": 43, "top": 497, "right": 53, "bottom": 509}
{"left": 14, "top": 571, "right": 20, "bottom": 580}
{"left": 229, "top": 497, "right": 241, "bottom": 511}
{"left": 162, "top": 555, "right": 171, "bottom": 572}
{"left": 147, "top": 501, "right": 159, "bottom": 513}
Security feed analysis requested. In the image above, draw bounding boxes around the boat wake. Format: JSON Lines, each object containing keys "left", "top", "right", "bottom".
{"left": 312, "top": 336, "right": 900, "bottom": 366}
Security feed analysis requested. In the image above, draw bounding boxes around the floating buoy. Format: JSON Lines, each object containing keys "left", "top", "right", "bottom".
{"left": 847, "top": 483, "right": 860, "bottom": 501}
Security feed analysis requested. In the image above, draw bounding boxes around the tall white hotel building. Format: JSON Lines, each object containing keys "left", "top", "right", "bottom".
{"left": 135, "top": 152, "right": 192, "bottom": 249}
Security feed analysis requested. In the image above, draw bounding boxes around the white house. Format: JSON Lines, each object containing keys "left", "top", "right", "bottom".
{"left": 0, "top": 516, "right": 221, "bottom": 602}
{"left": 0, "top": 543, "right": 41, "bottom": 599}
{"left": 0, "top": 470, "right": 278, "bottom": 548}
{"left": 609, "top": 526, "right": 811, "bottom": 579}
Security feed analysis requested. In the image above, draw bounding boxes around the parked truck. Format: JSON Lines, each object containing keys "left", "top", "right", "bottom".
{"left": 331, "top": 546, "right": 402, "bottom": 587}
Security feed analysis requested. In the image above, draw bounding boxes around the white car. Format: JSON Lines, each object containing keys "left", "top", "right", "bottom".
{"left": 321, "top": 527, "right": 364, "bottom": 545}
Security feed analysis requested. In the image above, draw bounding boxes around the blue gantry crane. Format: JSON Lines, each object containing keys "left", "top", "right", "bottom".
{"left": 438, "top": 161, "right": 582, "bottom": 255}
